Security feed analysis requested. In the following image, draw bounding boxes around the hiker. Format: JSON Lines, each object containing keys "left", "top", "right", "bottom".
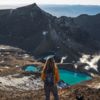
{"left": 41, "top": 57, "right": 60, "bottom": 100}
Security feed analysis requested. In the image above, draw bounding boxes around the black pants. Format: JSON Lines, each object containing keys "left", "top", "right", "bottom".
{"left": 44, "top": 84, "right": 59, "bottom": 100}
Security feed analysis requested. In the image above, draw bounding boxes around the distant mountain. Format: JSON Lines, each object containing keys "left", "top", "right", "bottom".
{"left": 74, "top": 14, "right": 100, "bottom": 40}
{"left": 0, "top": 4, "right": 100, "bottom": 17}
{"left": 0, "top": 3, "right": 100, "bottom": 62}
{"left": 40, "top": 5, "right": 100, "bottom": 17}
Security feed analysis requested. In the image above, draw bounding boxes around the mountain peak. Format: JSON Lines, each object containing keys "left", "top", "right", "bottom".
{"left": 17, "top": 3, "right": 41, "bottom": 11}
{"left": 31, "top": 3, "right": 38, "bottom": 7}
{"left": 27, "top": 3, "right": 39, "bottom": 9}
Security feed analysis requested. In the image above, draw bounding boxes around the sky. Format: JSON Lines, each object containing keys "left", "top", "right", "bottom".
{"left": 0, "top": 0, "right": 100, "bottom": 5}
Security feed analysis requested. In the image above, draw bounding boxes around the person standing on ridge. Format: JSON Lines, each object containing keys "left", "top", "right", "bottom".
{"left": 41, "top": 57, "right": 60, "bottom": 100}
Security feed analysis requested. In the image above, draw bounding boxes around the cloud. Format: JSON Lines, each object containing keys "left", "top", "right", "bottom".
{"left": 0, "top": 0, "right": 100, "bottom": 5}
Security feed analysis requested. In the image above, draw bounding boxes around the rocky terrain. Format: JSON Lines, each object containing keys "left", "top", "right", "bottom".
{"left": 0, "top": 3, "right": 100, "bottom": 100}
{"left": 0, "top": 73, "right": 100, "bottom": 100}
{"left": 0, "top": 45, "right": 99, "bottom": 100}
{"left": 0, "top": 45, "right": 43, "bottom": 99}
{"left": 0, "top": 3, "right": 100, "bottom": 59}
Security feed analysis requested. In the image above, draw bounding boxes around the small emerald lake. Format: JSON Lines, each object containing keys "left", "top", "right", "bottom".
{"left": 24, "top": 65, "right": 92, "bottom": 85}
{"left": 24, "top": 65, "right": 38, "bottom": 72}
{"left": 59, "top": 69, "right": 91, "bottom": 85}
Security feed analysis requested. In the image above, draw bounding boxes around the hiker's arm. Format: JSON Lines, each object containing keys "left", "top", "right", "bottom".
{"left": 41, "top": 68, "right": 46, "bottom": 81}
{"left": 55, "top": 66, "right": 60, "bottom": 83}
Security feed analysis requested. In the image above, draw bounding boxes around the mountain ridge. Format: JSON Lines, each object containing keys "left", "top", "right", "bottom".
{"left": 0, "top": 3, "right": 100, "bottom": 62}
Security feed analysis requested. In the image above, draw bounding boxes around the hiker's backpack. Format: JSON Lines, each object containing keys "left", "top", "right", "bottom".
{"left": 45, "top": 72, "right": 54, "bottom": 86}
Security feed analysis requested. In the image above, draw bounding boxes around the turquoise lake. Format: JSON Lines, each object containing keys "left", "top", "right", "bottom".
{"left": 24, "top": 65, "right": 92, "bottom": 85}
{"left": 59, "top": 69, "right": 91, "bottom": 85}
{"left": 24, "top": 65, "right": 38, "bottom": 72}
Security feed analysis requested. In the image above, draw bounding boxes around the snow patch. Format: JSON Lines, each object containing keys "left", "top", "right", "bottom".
{"left": 61, "top": 56, "right": 67, "bottom": 63}
{"left": 80, "top": 54, "right": 100, "bottom": 72}
{"left": 0, "top": 75, "right": 43, "bottom": 90}
{"left": 85, "top": 66, "right": 90, "bottom": 70}
{"left": 44, "top": 55, "right": 55, "bottom": 60}
{"left": 42, "top": 31, "right": 47, "bottom": 36}
{"left": 74, "top": 64, "right": 78, "bottom": 69}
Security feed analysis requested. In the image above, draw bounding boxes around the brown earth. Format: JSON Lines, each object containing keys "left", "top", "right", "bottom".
{"left": 0, "top": 84, "right": 100, "bottom": 100}
{"left": 0, "top": 45, "right": 100, "bottom": 100}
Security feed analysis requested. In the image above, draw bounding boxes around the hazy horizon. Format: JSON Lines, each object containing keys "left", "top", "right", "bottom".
{"left": 0, "top": 0, "right": 100, "bottom": 5}
{"left": 0, "top": 4, "right": 100, "bottom": 17}
{"left": 0, "top": 3, "right": 100, "bottom": 9}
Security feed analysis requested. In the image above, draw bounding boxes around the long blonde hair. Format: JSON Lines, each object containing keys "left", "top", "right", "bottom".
{"left": 44, "top": 58, "right": 55, "bottom": 73}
